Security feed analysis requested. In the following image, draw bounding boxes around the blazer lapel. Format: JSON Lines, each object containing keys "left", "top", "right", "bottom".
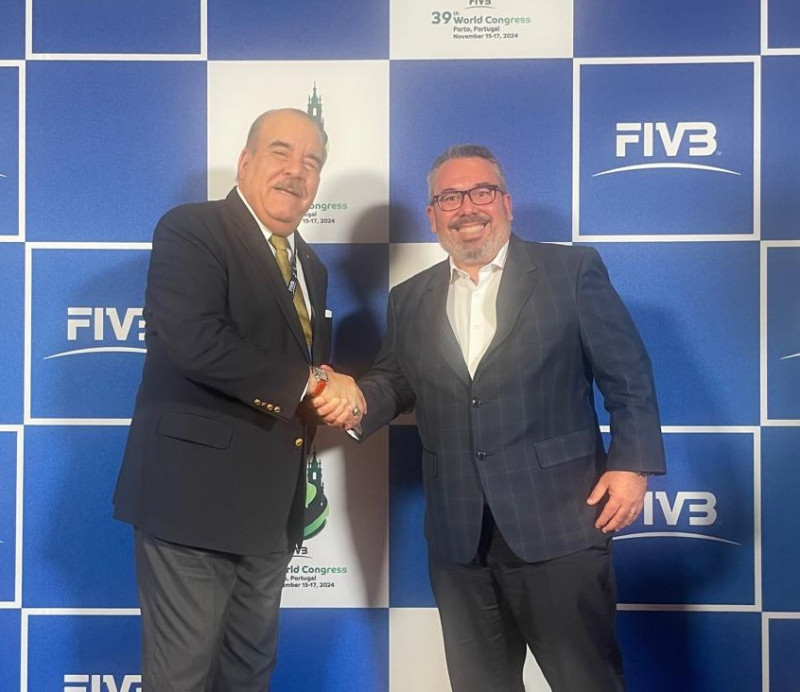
{"left": 224, "top": 189, "right": 311, "bottom": 359}
{"left": 421, "top": 261, "right": 471, "bottom": 385}
{"left": 478, "top": 235, "right": 539, "bottom": 372}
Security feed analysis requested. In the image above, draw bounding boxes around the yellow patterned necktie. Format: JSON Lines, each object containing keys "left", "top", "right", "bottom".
{"left": 269, "top": 234, "right": 312, "bottom": 349}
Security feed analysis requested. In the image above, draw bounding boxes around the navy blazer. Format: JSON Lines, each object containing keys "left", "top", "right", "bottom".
{"left": 113, "top": 189, "right": 331, "bottom": 556}
{"left": 359, "top": 235, "right": 665, "bottom": 563}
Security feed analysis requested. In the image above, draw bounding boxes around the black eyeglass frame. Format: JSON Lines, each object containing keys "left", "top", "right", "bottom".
{"left": 430, "top": 184, "right": 505, "bottom": 211}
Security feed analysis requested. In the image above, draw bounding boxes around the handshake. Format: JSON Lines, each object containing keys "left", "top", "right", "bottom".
{"left": 306, "top": 365, "right": 366, "bottom": 431}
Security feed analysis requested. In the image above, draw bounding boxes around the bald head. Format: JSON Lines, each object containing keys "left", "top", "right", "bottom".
{"left": 245, "top": 109, "right": 328, "bottom": 167}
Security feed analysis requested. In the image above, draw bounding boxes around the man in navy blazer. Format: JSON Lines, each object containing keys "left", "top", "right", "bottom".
{"left": 318, "top": 144, "right": 665, "bottom": 691}
{"left": 113, "top": 109, "right": 363, "bottom": 691}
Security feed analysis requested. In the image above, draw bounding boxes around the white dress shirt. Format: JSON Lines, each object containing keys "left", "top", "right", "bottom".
{"left": 446, "top": 241, "right": 509, "bottom": 377}
{"left": 236, "top": 186, "right": 313, "bottom": 318}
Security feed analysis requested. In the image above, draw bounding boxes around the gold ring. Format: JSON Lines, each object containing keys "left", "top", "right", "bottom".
{"left": 351, "top": 407, "right": 360, "bottom": 416}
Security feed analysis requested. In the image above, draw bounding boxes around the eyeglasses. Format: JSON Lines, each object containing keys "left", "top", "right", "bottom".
{"left": 431, "top": 184, "right": 504, "bottom": 212}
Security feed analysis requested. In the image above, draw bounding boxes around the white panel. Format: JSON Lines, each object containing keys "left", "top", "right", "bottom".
{"left": 207, "top": 60, "right": 390, "bottom": 243}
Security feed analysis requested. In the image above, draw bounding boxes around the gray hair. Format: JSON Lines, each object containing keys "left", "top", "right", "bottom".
{"left": 427, "top": 144, "right": 507, "bottom": 200}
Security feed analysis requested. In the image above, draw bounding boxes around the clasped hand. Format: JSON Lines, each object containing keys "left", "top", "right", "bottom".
{"left": 308, "top": 365, "right": 366, "bottom": 430}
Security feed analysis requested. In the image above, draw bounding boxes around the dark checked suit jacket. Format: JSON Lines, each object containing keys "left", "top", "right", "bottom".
{"left": 359, "top": 234, "right": 665, "bottom": 564}
{"left": 113, "top": 188, "right": 331, "bottom": 557}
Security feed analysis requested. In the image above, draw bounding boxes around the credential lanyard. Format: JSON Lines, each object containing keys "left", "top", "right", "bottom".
{"left": 286, "top": 248, "right": 299, "bottom": 296}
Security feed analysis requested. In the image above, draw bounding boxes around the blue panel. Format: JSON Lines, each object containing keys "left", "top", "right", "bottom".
{"left": 762, "top": 427, "right": 800, "bottom": 611}
{"left": 762, "top": 57, "right": 800, "bottom": 240}
{"left": 27, "top": 614, "right": 140, "bottom": 690}
{"left": 768, "top": 0, "right": 800, "bottom": 49}
{"left": 770, "top": 619, "right": 800, "bottom": 691}
{"left": 30, "top": 248, "right": 148, "bottom": 420}
{"left": 0, "top": 66, "right": 19, "bottom": 237}
{"left": 618, "top": 611, "right": 761, "bottom": 691}
{"left": 312, "top": 243, "right": 388, "bottom": 377}
{"left": 275, "top": 609, "right": 388, "bottom": 692}
{"left": 613, "top": 432, "right": 755, "bottom": 605}
{"left": 390, "top": 59, "right": 572, "bottom": 244}
{"left": 32, "top": 0, "right": 200, "bottom": 54}
{"left": 575, "top": 0, "right": 759, "bottom": 57}
{"left": 0, "top": 431, "right": 18, "bottom": 603}
{"left": 0, "top": 0, "right": 24, "bottom": 59}
{"left": 23, "top": 427, "right": 137, "bottom": 607}
{"left": 26, "top": 61, "right": 206, "bottom": 242}
{"left": 766, "top": 246, "right": 800, "bottom": 419}
{"left": 0, "top": 244, "right": 23, "bottom": 422}
{"left": 0, "top": 610, "right": 21, "bottom": 690}
{"left": 588, "top": 242, "right": 759, "bottom": 426}
{"left": 388, "top": 426, "right": 435, "bottom": 608}
{"left": 580, "top": 62, "right": 754, "bottom": 236}
{"left": 208, "top": 0, "right": 389, "bottom": 59}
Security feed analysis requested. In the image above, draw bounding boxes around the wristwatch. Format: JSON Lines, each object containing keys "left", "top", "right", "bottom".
{"left": 310, "top": 366, "right": 328, "bottom": 397}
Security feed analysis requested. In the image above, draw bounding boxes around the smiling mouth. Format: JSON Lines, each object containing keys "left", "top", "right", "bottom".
{"left": 274, "top": 185, "right": 302, "bottom": 198}
{"left": 452, "top": 222, "right": 487, "bottom": 237}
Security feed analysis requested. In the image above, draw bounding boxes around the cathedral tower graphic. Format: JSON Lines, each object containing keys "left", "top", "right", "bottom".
{"left": 307, "top": 83, "right": 325, "bottom": 130}
{"left": 304, "top": 449, "right": 330, "bottom": 539}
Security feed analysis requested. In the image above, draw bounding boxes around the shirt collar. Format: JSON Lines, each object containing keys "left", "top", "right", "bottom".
{"left": 236, "top": 186, "right": 296, "bottom": 253}
{"left": 448, "top": 239, "right": 510, "bottom": 282}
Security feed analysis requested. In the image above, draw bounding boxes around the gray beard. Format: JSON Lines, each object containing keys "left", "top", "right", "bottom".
{"left": 437, "top": 227, "right": 509, "bottom": 268}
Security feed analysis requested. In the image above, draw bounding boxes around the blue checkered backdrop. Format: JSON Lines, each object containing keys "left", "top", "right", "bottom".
{"left": 1, "top": 1, "right": 799, "bottom": 690}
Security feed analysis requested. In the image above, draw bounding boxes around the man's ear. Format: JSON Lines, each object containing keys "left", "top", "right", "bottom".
{"left": 503, "top": 192, "right": 513, "bottom": 222}
{"left": 237, "top": 148, "right": 251, "bottom": 181}
{"left": 426, "top": 205, "right": 437, "bottom": 234}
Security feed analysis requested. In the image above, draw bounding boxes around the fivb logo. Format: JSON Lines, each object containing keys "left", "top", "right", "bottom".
{"left": 615, "top": 489, "right": 740, "bottom": 545}
{"left": 594, "top": 121, "right": 740, "bottom": 177}
{"left": 45, "top": 307, "right": 146, "bottom": 359}
{"left": 63, "top": 674, "right": 141, "bottom": 692}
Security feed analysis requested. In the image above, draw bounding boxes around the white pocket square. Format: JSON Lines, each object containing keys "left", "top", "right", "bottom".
{"left": 324, "top": 309, "right": 333, "bottom": 318}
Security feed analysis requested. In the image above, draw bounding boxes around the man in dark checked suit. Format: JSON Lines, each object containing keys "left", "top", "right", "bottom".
{"left": 316, "top": 144, "right": 665, "bottom": 691}
{"left": 113, "top": 109, "right": 364, "bottom": 691}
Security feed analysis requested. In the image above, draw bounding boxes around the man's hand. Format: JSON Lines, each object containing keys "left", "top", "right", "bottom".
{"left": 307, "top": 365, "right": 365, "bottom": 430}
{"left": 587, "top": 470, "right": 648, "bottom": 533}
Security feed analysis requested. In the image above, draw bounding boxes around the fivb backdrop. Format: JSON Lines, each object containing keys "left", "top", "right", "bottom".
{"left": 1, "top": 1, "right": 799, "bottom": 690}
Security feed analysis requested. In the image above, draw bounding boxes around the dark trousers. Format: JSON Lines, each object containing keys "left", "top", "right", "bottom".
{"left": 135, "top": 528, "right": 293, "bottom": 692}
{"left": 428, "top": 508, "right": 624, "bottom": 692}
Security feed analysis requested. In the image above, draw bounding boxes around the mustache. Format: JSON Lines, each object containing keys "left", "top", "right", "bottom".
{"left": 449, "top": 214, "right": 490, "bottom": 231}
{"left": 274, "top": 178, "right": 304, "bottom": 196}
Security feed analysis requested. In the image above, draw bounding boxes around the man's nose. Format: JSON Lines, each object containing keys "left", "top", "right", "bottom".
{"left": 281, "top": 153, "right": 304, "bottom": 176}
{"left": 458, "top": 193, "right": 480, "bottom": 214}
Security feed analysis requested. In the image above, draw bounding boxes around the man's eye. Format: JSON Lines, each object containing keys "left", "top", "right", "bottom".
{"left": 472, "top": 188, "right": 492, "bottom": 201}
{"left": 441, "top": 194, "right": 460, "bottom": 204}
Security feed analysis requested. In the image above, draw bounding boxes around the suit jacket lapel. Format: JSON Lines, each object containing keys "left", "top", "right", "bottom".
{"left": 420, "top": 261, "right": 471, "bottom": 385}
{"left": 478, "top": 235, "right": 539, "bottom": 373}
{"left": 224, "top": 189, "right": 311, "bottom": 359}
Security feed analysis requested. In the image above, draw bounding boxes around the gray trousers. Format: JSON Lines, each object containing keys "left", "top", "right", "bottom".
{"left": 135, "top": 528, "right": 293, "bottom": 691}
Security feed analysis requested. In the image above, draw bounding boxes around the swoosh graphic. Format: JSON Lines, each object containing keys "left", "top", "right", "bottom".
{"left": 592, "top": 163, "right": 741, "bottom": 177}
{"left": 44, "top": 347, "right": 147, "bottom": 359}
{"left": 0, "top": 173, "right": 6, "bottom": 178}
{"left": 780, "top": 352, "right": 800, "bottom": 360}
{"left": 613, "top": 531, "right": 740, "bottom": 545}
